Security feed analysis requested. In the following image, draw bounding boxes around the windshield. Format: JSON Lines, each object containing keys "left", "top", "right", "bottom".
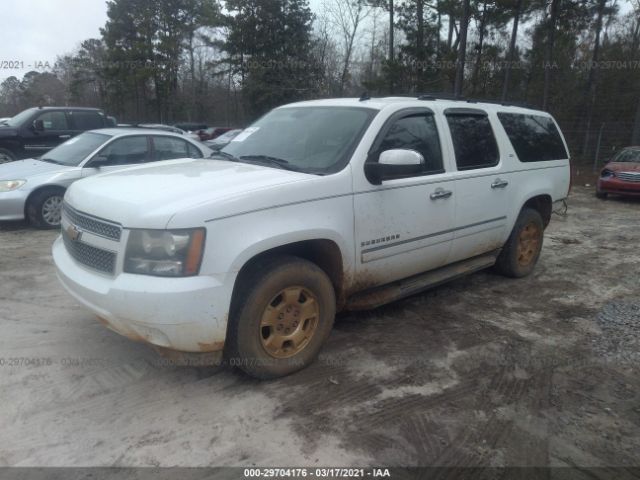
{"left": 221, "top": 106, "right": 377, "bottom": 174}
{"left": 5, "top": 108, "right": 37, "bottom": 127}
{"left": 613, "top": 148, "right": 640, "bottom": 163}
{"left": 41, "top": 132, "right": 111, "bottom": 166}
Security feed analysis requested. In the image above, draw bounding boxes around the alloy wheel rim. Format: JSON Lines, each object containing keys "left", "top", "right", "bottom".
{"left": 516, "top": 221, "right": 541, "bottom": 267}
{"left": 259, "top": 286, "right": 320, "bottom": 359}
{"left": 0, "top": 153, "right": 12, "bottom": 164}
{"left": 42, "top": 196, "right": 63, "bottom": 226}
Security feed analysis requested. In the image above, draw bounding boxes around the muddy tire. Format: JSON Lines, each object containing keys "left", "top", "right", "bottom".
{"left": 226, "top": 255, "right": 336, "bottom": 379}
{"left": 595, "top": 190, "right": 608, "bottom": 199}
{"left": 494, "top": 208, "right": 544, "bottom": 278}
{"left": 0, "top": 148, "right": 15, "bottom": 164}
{"left": 26, "top": 188, "right": 65, "bottom": 229}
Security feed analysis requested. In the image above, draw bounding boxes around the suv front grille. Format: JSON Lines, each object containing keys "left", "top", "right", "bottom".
{"left": 617, "top": 171, "right": 640, "bottom": 183}
{"left": 62, "top": 203, "right": 122, "bottom": 241}
{"left": 62, "top": 228, "right": 117, "bottom": 274}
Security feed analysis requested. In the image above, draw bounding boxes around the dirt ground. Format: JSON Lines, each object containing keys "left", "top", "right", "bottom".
{"left": 0, "top": 186, "right": 638, "bottom": 468}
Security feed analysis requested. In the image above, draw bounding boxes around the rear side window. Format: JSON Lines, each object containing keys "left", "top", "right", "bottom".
{"left": 446, "top": 113, "right": 499, "bottom": 170}
{"left": 72, "top": 111, "right": 104, "bottom": 130}
{"left": 497, "top": 113, "right": 568, "bottom": 162}
{"left": 153, "top": 136, "right": 199, "bottom": 161}
{"left": 187, "top": 143, "right": 203, "bottom": 158}
{"left": 377, "top": 114, "right": 443, "bottom": 174}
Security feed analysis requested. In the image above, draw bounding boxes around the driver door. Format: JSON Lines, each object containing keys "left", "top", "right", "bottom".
{"left": 353, "top": 109, "right": 456, "bottom": 288}
{"left": 22, "top": 110, "right": 75, "bottom": 156}
{"left": 82, "top": 135, "right": 151, "bottom": 177}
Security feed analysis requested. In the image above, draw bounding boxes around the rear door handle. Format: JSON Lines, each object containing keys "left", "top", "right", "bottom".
{"left": 491, "top": 179, "right": 509, "bottom": 189}
{"left": 59, "top": 135, "right": 71, "bottom": 139}
{"left": 430, "top": 188, "right": 453, "bottom": 200}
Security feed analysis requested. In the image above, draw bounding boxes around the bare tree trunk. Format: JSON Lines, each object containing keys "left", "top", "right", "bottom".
{"left": 542, "top": 0, "right": 560, "bottom": 110}
{"left": 632, "top": 97, "right": 640, "bottom": 145}
{"left": 502, "top": 0, "right": 523, "bottom": 102}
{"left": 416, "top": 0, "right": 425, "bottom": 92}
{"left": 581, "top": 0, "right": 607, "bottom": 158}
{"left": 389, "top": 0, "right": 395, "bottom": 93}
{"left": 453, "top": 0, "right": 470, "bottom": 97}
{"left": 471, "top": 1, "right": 488, "bottom": 95}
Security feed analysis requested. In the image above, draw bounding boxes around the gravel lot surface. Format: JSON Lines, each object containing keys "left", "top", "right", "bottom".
{"left": 0, "top": 186, "right": 638, "bottom": 468}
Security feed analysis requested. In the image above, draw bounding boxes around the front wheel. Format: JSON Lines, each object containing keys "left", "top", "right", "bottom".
{"left": 26, "top": 188, "right": 65, "bottom": 229}
{"left": 494, "top": 208, "right": 544, "bottom": 278}
{"left": 595, "top": 190, "right": 608, "bottom": 199}
{"left": 0, "top": 148, "right": 16, "bottom": 164}
{"left": 226, "top": 255, "right": 336, "bottom": 379}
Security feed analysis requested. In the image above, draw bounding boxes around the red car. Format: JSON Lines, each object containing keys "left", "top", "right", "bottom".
{"left": 596, "top": 147, "right": 640, "bottom": 198}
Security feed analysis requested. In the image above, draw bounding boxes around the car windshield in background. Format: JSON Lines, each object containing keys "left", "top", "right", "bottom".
{"left": 40, "top": 132, "right": 111, "bottom": 166}
{"left": 221, "top": 106, "right": 377, "bottom": 174}
{"left": 613, "top": 148, "right": 640, "bottom": 163}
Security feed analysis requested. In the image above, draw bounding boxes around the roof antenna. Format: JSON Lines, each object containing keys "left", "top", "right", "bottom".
{"left": 359, "top": 92, "right": 370, "bottom": 102}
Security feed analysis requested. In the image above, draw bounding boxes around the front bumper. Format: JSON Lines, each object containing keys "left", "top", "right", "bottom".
{"left": 52, "top": 236, "right": 232, "bottom": 352}
{"left": 0, "top": 188, "right": 28, "bottom": 220}
{"left": 597, "top": 177, "right": 640, "bottom": 196}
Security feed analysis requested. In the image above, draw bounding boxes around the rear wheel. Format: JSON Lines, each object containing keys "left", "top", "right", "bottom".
{"left": 26, "top": 188, "right": 65, "bottom": 229}
{"left": 226, "top": 255, "right": 336, "bottom": 379}
{"left": 494, "top": 208, "right": 544, "bottom": 278}
{"left": 0, "top": 148, "right": 15, "bottom": 164}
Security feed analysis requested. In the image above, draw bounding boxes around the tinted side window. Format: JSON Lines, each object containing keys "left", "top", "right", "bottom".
{"left": 498, "top": 113, "right": 568, "bottom": 162}
{"left": 153, "top": 136, "right": 194, "bottom": 161}
{"left": 96, "top": 136, "right": 148, "bottom": 166}
{"left": 446, "top": 114, "right": 499, "bottom": 170}
{"left": 378, "top": 114, "right": 443, "bottom": 174}
{"left": 72, "top": 111, "right": 104, "bottom": 130}
{"left": 36, "top": 111, "right": 68, "bottom": 130}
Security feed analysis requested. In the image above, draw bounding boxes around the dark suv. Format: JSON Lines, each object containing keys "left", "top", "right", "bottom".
{"left": 0, "top": 107, "right": 113, "bottom": 163}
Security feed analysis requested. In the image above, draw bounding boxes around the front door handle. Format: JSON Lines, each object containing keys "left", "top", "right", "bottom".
{"left": 430, "top": 188, "right": 453, "bottom": 200}
{"left": 491, "top": 178, "right": 509, "bottom": 189}
{"left": 59, "top": 135, "right": 71, "bottom": 140}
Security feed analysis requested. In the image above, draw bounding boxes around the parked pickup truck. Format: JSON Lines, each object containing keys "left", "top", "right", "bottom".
{"left": 0, "top": 106, "right": 113, "bottom": 163}
{"left": 53, "top": 97, "right": 571, "bottom": 379}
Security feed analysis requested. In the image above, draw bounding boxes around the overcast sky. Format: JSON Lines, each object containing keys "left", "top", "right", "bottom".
{"left": 0, "top": 0, "right": 635, "bottom": 83}
{"left": 0, "top": 0, "right": 108, "bottom": 82}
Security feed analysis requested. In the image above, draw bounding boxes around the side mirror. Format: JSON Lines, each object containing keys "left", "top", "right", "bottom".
{"left": 32, "top": 119, "right": 45, "bottom": 132}
{"left": 365, "top": 149, "right": 425, "bottom": 185}
{"left": 89, "top": 155, "right": 109, "bottom": 168}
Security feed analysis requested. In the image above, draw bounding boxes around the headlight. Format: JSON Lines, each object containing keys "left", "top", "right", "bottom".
{"left": 0, "top": 180, "right": 26, "bottom": 192}
{"left": 124, "top": 228, "right": 205, "bottom": 277}
{"left": 601, "top": 169, "right": 615, "bottom": 178}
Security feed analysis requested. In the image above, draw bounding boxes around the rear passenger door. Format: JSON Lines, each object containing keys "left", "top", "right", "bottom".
{"left": 444, "top": 108, "right": 511, "bottom": 264}
{"left": 354, "top": 108, "right": 456, "bottom": 287}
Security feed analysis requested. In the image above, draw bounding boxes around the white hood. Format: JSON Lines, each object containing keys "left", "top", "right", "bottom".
{"left": 64, "top": 158, "right": 313, "bottom": 228}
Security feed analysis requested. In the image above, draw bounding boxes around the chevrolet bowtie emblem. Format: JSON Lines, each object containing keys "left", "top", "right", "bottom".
{"left": 67, "top": 225, "right": 82, "bottom": 242}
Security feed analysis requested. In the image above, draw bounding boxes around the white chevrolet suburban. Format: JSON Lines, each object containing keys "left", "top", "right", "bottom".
{"left": 52, "top": 97, "right": 570, "bottom": 378}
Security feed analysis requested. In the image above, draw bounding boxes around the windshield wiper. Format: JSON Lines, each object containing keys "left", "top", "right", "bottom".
{"left": 238, "top": 155, "right": 298, "bottom": 171}
{"left": 210, "top": 151, "right": 240, "bottom": 162}
{"left": 40, "top": 158, "right": 63, "bottom": 165}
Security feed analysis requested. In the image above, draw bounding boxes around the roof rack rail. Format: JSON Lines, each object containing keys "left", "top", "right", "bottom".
{"left": 466, "top": 98, "right": 536, "bottom": 109}
{"left": 417, "top": 92, "right": 464, "bottom": 101}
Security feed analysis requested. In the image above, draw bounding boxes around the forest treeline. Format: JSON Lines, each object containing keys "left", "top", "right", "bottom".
{"left": 1, "top": 0, "right": 640, "bottom": 164}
